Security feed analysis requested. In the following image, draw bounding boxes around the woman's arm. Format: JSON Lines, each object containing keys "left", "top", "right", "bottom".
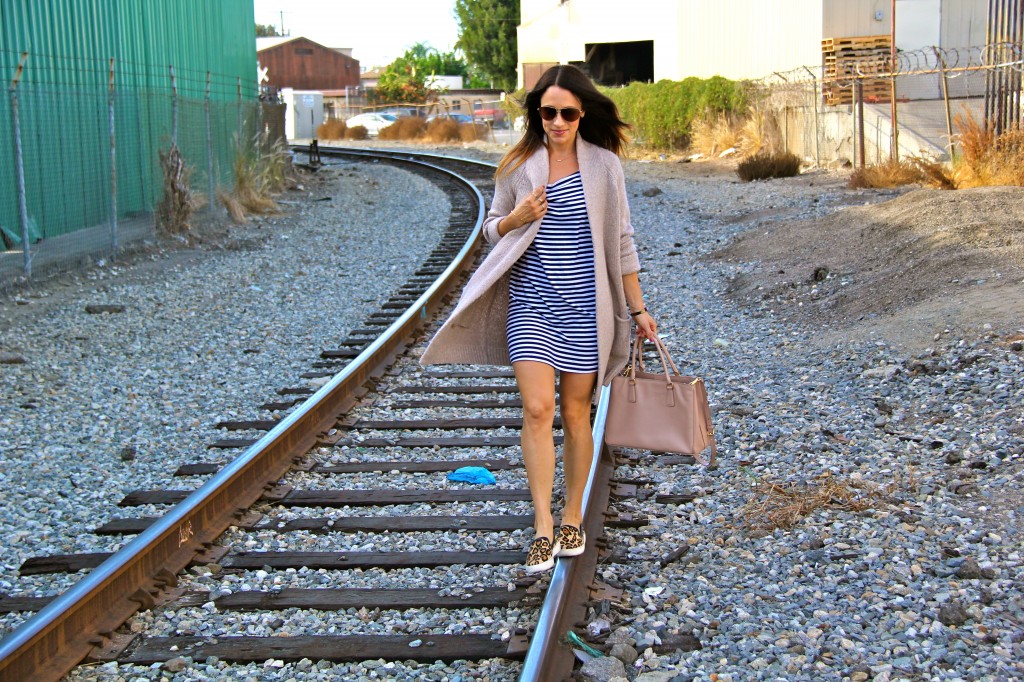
{"left": 482, "top": 175, "right": 549, "bottom": 244}
{"left": 622, "top": 271, "right": 657, "bottom": 340}
{"left": 496, "top": 187, "right": 548, "bottom": 237}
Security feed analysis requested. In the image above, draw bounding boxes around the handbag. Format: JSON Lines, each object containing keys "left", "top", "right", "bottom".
{"left": 605, "top": 335, "right": 716, "bottom": 466}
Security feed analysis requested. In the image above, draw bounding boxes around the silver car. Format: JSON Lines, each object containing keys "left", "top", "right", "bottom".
{"left": 344, "top": 112, "right": 398, "bottom": 136}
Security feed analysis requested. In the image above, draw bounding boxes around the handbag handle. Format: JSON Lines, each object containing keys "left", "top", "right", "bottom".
{"left": 629, "top": 335, "right": 684, "bottom": 383}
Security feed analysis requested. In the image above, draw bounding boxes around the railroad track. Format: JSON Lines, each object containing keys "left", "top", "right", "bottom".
{"left": 0, "top": 146, "right": 705, "bottom": 682}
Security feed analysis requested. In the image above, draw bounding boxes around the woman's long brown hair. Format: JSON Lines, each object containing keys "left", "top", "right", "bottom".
{"left": 496, "top": 64, "right": 629, "bottom": 178}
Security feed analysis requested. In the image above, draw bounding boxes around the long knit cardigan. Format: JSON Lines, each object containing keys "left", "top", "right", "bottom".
{"left": 420, "top": 137, "right": 641, "bottom": 388}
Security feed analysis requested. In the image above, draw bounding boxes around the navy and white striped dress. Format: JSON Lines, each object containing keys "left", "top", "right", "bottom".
{"left": 506, "top": 171, "right": 598, "bottom": 373}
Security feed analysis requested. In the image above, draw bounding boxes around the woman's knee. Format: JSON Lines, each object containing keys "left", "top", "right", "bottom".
{"left": 559, "top": 399, "right": 593, "bottom": 434}
{"left": 521, "top": 394, "right": 556, "bottom": 425}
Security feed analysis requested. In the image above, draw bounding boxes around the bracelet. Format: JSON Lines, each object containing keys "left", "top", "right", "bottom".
{"left": 629, "top": 306, "right": 647, "bottom": 317}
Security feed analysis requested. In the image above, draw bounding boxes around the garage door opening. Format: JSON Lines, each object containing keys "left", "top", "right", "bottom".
{"left": 582, "top": 40, "right": 654, "bottom": 86}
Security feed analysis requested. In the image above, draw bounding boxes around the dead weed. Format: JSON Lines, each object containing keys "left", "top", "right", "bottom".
{"left": 740, "top": 473, "right": 903, "bottom": 531}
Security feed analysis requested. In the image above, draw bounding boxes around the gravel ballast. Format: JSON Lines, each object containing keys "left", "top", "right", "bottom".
{"left": 1, "top": 143, "right": 1021, "bottom": 681}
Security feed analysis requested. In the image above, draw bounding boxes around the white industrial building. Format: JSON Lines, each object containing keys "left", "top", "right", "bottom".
{"left": 517, "top": 0, "right": 989, "bottom": 99}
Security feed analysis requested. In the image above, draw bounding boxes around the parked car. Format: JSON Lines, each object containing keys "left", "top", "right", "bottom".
{"left": 471, "top": 108, "right": 507, "bottom": 128}
{"left": 345, "top": 112, "right": 397, "bottom": 136}
{"left": 426, "top": 113, "right": 475, "bottom": 125}
{"left": 379, "top": 107, "right": 422, "bottom": 118}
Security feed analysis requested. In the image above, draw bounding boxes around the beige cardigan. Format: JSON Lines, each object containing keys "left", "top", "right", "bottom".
{"left": 420, "top": 137, "right": 641, "bottom": 387}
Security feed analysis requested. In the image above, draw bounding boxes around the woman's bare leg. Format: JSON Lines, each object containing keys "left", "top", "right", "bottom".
{"left": 513, "top": 361, "right": 558, "bottom": 540}
{"left": 558, "top": 371, "right": 597, "bottom": 527}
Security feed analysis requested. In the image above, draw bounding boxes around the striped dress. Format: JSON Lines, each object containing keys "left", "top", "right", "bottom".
{"left": 506, "top": 171, "right": 598, "bottom": 373}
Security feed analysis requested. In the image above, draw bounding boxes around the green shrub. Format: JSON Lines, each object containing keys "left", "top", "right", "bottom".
{"left": 604, "top": 76, "right": 748, "bottom": 150}
{"left": 736, "top": 151, "right": 802, "bottom": 181}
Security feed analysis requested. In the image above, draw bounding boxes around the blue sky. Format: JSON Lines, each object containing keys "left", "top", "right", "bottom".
{"left": 253, "top": 0, "right": 462, "bottom": 69}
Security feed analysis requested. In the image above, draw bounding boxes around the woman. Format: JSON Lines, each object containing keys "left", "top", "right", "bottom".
{"left": 421, "top": 64, "right": 657, "bottom": 573}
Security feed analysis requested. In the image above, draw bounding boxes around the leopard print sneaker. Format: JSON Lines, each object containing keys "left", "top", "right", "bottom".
{"left": 525, "top": 536, "right": 560, "bottom": 574}
{"left": 555, "top": 524, "right": 586, "bottom": 557}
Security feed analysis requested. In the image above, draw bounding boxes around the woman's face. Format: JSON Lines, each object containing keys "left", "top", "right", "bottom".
{"left": 539, "top": 85, "right": 584, "bottom": 145}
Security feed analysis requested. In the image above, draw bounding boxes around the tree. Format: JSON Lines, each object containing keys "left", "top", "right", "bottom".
{"left": 376, "top": 43, "right": 473, "bottom": 104}
{"left": 255, "top": 23, "right": 279, "bottom": 37}
{"left": 454, "top": 0, "right": 519, "bottom": 91}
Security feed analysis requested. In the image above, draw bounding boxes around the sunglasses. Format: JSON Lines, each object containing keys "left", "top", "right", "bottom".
{"left": 538, "top": 106, "right": 583, "bottom": 122}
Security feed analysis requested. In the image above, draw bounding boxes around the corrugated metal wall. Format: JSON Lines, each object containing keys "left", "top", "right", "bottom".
{"left": 941, "top": 0, "right": 988, "bottom": 97}
{"left": 0, "top": 0, "right": 256, "bottom": 250}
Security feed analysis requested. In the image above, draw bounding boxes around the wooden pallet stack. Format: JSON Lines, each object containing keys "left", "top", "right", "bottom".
{"left": 822, "top": 35, "right": 892, "bottom": 106}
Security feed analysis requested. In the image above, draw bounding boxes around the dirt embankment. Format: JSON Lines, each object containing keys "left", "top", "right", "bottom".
{"left": 713, "top": 184, "right": 1024, "bottom": 352}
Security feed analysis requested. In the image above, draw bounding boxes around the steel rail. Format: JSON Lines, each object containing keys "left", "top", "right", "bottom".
{"left": 0, "top": 153, "right": 485, "bottom": 682}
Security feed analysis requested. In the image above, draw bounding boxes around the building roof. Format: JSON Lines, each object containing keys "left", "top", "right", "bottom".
{"left": 256, "top": 36, "right": 297, "bottom": 51}
{"left": 257, "top": 36, "right": 354, "bottom": 56}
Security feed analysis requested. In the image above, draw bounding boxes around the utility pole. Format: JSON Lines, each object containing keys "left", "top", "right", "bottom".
{"left": 890, "top": 0, "right": 899, "bottom": 161}
{"left": 280, "top": 11, "right": 285, "bottom": 36}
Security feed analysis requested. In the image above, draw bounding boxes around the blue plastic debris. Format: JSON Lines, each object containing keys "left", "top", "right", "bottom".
{"left": 447, "top": 466, "right": 496, "bottom": 485}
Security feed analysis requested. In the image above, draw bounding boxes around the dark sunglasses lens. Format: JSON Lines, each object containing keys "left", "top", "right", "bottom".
{"left": 539, "top": 106, "right": 581, "bottom": 122}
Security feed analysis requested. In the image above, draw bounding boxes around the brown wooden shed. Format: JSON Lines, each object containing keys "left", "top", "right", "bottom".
{"left": 257, "top": 36, "right": 360, "bottom": 92}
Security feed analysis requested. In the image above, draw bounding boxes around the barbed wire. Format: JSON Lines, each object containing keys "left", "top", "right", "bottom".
{"left": 760, "top": 42, "right": 1024, "bottom": 88}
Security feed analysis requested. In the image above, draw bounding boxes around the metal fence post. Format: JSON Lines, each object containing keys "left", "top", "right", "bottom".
{"left": 205, "top": 71, "right": 215, "bottom": 211}
{"left": 10, "top": 52, "right": 31, "bottom": 276}
{"left": 169, "top": 64, "right": 178, "bottom": 146}
{"left": 857, "top": 80, "right": 866, "bottom": 169}
{"left": 109, "top": 58, "right": 118, "bottom": 250}
{"left": 803, "top": 66, "right": 820, "bottom": 167}
{"left": 237, "top": 76, "right": 243, "bottom": 137}
{"left": 933, "top": 47, "right": 955, "bottom": 160}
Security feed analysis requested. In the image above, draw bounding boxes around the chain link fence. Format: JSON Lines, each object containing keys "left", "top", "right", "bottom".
{"left": 754, "top": 42, "right": 1023, "bottom": 168}
{"left": 1, "top": 52, "right": 283, "bottom": 288}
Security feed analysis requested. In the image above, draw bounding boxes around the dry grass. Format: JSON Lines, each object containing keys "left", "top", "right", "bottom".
{"left": 851, "top": 113, "right": 1024, "bottom": 190}
{"left": 378, "top": 116, "right": 426, "bottom": 141}
{"left": 913, "top": 157, "right": 958, "bottom": 190}
{"left": 424, "top": 118, "right": 460, "bottom": 143}
{"left": 216, "top": 188, "right": 246, "bottom": 223}
{"left": 344, "top": 125, "right": 369, "bottom": 140}
{"left": 460, "top": 122, "right": 486, "bottom": 142}
{"left": 954, "top": 112, "right": 1024, "bottom": 188}
{"left": 736, "top": 151, "right": 802, "bottom": 181}
{"left": 156, "top": 143, "right": 194, "bottom": 236}
{"left": 849, "top": 159, "right": 924, "bottom": 189}
{"left": 690, "top": 114, "right": 740, "bottom": 157}
{"left": 220, "top": 131, "right": 293, "bottom": 221}
{"left": 740, "top": 474, "right": 890, "bottom": 531}
{"left": 738, "top": 106, "right": 782, "bottom": 156}
{"left": 316, "top": 118, "right": 347, "bottom": 140}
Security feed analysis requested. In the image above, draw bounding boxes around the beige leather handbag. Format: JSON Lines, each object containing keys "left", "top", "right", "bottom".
{"left": 605, "top": 336, "right": 716, "bottom": 466}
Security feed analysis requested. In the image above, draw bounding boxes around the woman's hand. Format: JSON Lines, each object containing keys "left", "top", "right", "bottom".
{"left": 634, "top": 311, "right": 657, "bottom": 341}
{"left": 503, "top": 186, "right": 548, "bottom": 234}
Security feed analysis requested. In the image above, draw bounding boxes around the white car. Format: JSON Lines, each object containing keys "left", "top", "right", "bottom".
{"left": 345, "top": 112, "right": 397, "bottom": 136}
